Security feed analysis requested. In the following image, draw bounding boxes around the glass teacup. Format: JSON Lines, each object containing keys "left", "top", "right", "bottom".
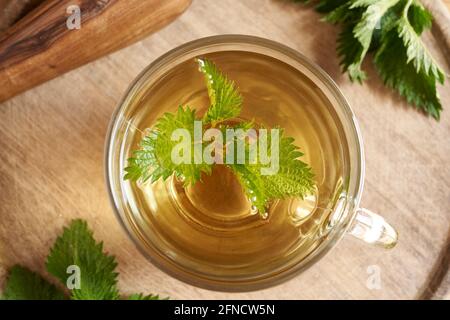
{"left": 105, "top": 35, "right": 397, "bottom": 291}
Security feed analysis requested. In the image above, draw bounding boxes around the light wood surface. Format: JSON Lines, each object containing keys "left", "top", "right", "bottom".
{"left": 0, "top": 0, "right": 449, "bottom": 300}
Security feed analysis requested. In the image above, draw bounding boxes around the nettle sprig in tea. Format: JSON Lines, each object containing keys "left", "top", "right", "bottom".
{"left": 294, "top": 0, "right": 446, "bottom": 119}
{"left": 124, "top": 59, "right": 315, "bottom": 215}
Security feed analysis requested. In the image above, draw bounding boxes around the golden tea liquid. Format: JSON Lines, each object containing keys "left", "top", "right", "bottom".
{"left": 121, "top": 51, "right": 347, "bottom": 279}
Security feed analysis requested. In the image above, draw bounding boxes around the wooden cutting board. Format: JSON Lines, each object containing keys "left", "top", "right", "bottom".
{"left": 0, "top": 0, "right": 449, "bottom": 300}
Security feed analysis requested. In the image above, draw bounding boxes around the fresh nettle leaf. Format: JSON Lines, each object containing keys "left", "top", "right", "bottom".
{"left": 294, "top": 0, "right": 446, "bottom": 119}
{"left": 407, "top": 1, "right": 432, "bottom": 34}
{"left": 374, "top": 28, "right": 443, "bottom": 119}
{"left": 197, "top": 58, "right": 243, "bottom": 125}
{"left": 127, "top": 293, "right": 164, "bottom": 300}
{"left": 2, "top": 219, "right": 163, "bottom": 300}
{"left": 125, "top": 60, "right": 246, "bottom": 187}
{"left": 125, "top": 59, "right": 315, "bottom": 215}
{"left": 125, "top": 106, "right": 212, "bottom": 186}
{"left": 348, "top": 0, "right": 401, "bottom": 82}
{"left": 1, "top": 265, "right": 66, "bottom": 300}
{"left": 46, "top": 219, "right": 120, "bottom": 300}
{"left": 396, "top": 1, "right": 445, "bottom": 83}
{"left": 229, "top": 130, "right": 314, "bottom": 214}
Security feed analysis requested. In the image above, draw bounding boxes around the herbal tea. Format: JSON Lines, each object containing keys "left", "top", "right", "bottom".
{"left": 121, "top": 51, "right": 347, "bottom": 279}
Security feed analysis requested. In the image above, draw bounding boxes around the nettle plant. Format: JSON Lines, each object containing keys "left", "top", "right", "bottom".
{"left": 125, "top": 59, "right": 315, "bottom": 215}
{"left": 295, "top": 0, "right": 446, "bottom": 119}
{"left": 1, "top": 220, "right": 162, "bottom": 300}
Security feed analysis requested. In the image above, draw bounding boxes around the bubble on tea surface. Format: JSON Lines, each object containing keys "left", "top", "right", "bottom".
{"left": 250, "top": 205, "right": 268, "bottom": 220}
{"left": 288, "top": 190, "right": 318, "bottom": 227}
{"left": 260, "top": 211, "right": 269, "bottom": 220}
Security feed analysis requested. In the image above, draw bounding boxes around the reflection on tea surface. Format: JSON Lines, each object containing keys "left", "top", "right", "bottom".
{"left": 122, "top": 51, "right": 347, "bottom": 279}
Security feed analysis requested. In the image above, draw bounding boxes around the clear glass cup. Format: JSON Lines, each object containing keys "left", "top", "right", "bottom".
{"left": 105, "top": 35, "right": 398, "bottom": 291}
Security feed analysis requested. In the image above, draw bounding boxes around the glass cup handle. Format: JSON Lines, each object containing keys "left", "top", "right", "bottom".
{"left": 348, "top": 208, "right": 398, "bottom": 249}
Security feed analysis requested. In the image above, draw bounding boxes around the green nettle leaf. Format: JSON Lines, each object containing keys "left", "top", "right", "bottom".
{"left": 348, "top": 0, "right": 400, "bottom": 82}
{"left": 229, "top": 130, "right": 314, "bottom": 214}
{"left": 324, "top": 3, "right": 356, "bottom": 24}
{"left": 1, "top": 266, "right": 66, "bottom": 300}
{"left": 127, "top": 293, "right": 164, "bottom": 300}
{"left": 375, "top": 29, "right": 442, "bottom": 119}
{"left": 230, "top": 164, "right": 268, "bottom": 214}
{"left": 1, "top": 220, "right": 162, "bottom": 300}
{"left": 294, "top": 0, "right": 446, "bottom": 119}
{"left": 125, "top": 106, "right": 212, "bottom": 186}
{"left": 124, "top": 59, "right": 315, "bottom": 214}
{"left": 336, "top": 25, "right": 366, "bottom": 80}
{"left": 316, "top": 0, "right": 351, "bottom": 13}
{"left": 407, "top": 1, "right": 432, "bottom": 34}
{"left": 46, "top": 219, "right": 120, "bottom": 300}
{"left": 197, "top": 58, "right": 243, "bottom": 124}
{"left": 396, "top": 1, "right": 445, "bottom": 83}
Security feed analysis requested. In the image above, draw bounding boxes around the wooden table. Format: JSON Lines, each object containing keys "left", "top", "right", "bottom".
{"left": 0, "top": 0, "right": 449, "bottom": 299}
